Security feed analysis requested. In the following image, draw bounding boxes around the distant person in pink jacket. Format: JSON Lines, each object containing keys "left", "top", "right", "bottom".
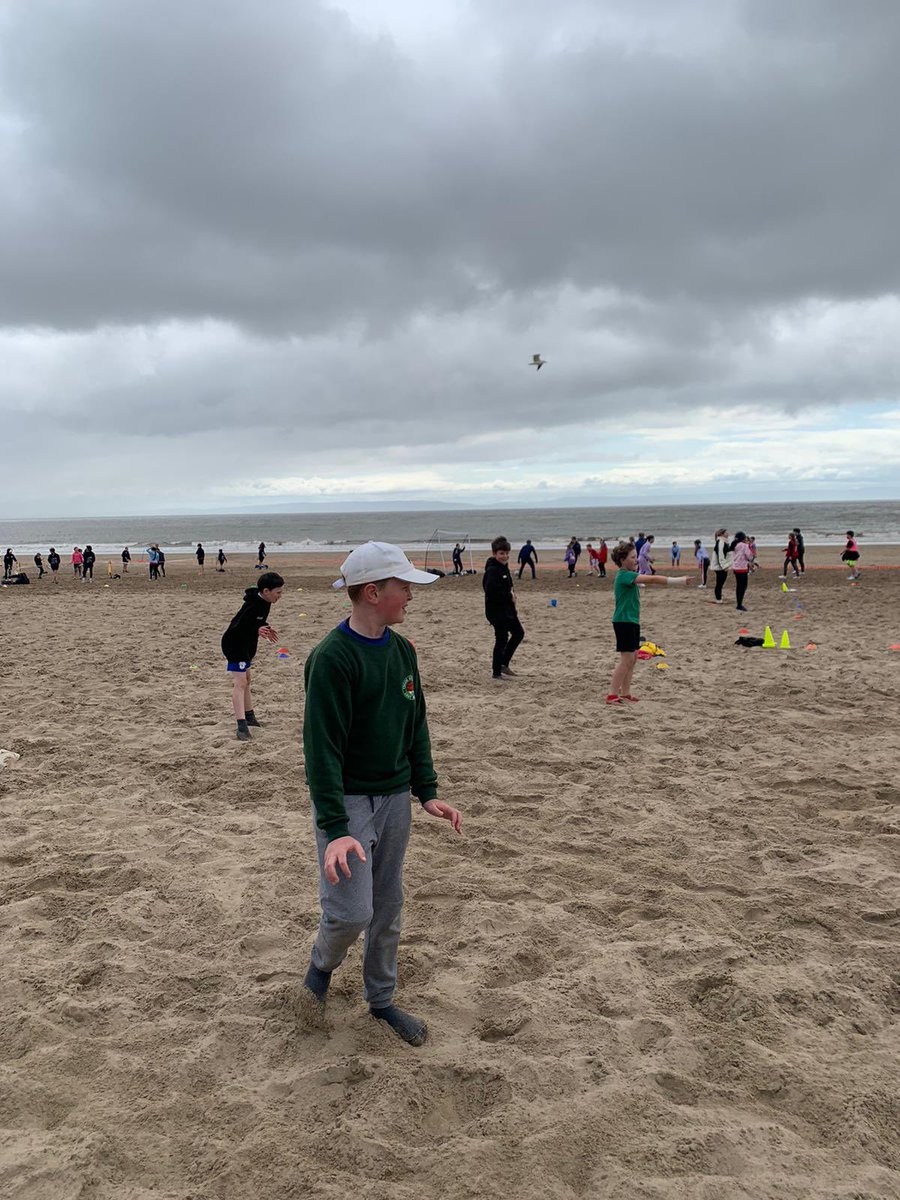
{"left": 731, "top": 532, "right": 753, "bottom": 612}
{"left": 72, "top": 547, "right": 83, "bottom": 578}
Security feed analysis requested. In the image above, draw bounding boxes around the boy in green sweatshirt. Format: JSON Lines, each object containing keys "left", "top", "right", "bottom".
{"left": 302, "top": 541, "right": 463, "bottom": 1046}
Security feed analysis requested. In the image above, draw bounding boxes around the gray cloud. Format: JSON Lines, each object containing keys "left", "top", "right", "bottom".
{"left": 4, "top": 0, "right": 900, "bottom": 334}
{"left": 1, "top": 0, "right": 899, "bottom": 513}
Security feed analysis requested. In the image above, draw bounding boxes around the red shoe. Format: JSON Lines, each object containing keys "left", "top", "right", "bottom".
{"left": 605, "top": 693, "right": 622, "bottom": 705}
{"left": 622, "top": 695, "right": 640, "bottom": 702}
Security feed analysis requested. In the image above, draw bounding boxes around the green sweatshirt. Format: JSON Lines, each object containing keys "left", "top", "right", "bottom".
{"left": 303, "top": 621, "right": 438, "bottom": 842}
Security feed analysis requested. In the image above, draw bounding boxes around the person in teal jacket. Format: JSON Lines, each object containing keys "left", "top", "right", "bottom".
{"left": 302, "top": 541, "right": 463, "bottom": 1047}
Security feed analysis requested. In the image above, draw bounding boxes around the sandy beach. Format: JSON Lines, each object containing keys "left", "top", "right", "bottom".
{"left": 2, "top": 547, "right": 899, "bottom": 1199}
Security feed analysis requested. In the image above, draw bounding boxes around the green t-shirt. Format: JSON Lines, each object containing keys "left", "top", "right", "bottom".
{"left": 303, "top": 622, "right": 438, "bottom": 842}
{"left": 613, "top": 568, "right": 640, "bottom": 624}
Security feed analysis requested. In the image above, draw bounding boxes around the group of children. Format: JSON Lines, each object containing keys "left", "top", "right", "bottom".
{"left": 215, "top": 522, "right": 864, "bottom": 1050}
{"left": 195, "top": 543, "right": 228, "bottom": 572}
{"left": 213, "top": 534, "right": 693, "bottom": 1044}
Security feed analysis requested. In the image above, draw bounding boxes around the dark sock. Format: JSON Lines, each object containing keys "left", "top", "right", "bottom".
{"left": 303, "top": 961, "right": 332, "bottom": 1003}
{"left": 370, "top": 1004, "right": 427, "bottom": 1046}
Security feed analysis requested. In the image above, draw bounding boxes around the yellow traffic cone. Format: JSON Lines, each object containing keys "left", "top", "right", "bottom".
{"left": 779, "top": 630, "right": 791, "bottom": 649}
{"left": 781, "top": 581, "right": 789, "bottom": 593}
{"left": 762, "top": 626, "right": 776, "bottom": 648}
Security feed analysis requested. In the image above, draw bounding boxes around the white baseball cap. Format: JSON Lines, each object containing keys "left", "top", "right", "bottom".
{"left": 333, "top": 541, "right": 438, "bottom": 589}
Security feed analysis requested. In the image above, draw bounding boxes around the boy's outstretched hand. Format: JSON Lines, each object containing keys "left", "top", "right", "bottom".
{"left": 323, "top": 836, "right": 367, "bottom": 885}
{"left": 260, "top": 625, "right": 278, "bottom": 643}
{"left": 422, "top": 799, "right": 463, "bottom": 834}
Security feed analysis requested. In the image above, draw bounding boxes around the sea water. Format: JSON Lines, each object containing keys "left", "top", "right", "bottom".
{"left": 1, "top": 500, "right": 898, "bottom": 557}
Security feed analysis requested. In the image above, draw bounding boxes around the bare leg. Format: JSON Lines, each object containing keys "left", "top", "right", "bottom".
{"left": 623, "top": 655, "right": 637, "bottom": 696}
{"left": 610, "top": 651, "right": 636, "bottom": 697}
{"left": 231, "top": 673, "right": 249, "bottom": 720}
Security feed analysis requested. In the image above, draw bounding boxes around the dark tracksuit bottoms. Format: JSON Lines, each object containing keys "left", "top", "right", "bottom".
{"left": 491, "top": 615, "right": 525, "bottom": 676}
{"left": 734, "top": 571, "right": 749, "bottom": 608}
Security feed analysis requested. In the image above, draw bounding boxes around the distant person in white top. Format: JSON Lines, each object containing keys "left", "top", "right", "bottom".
{"left": 711, "top": 528, "right": 732, "bottom": 603}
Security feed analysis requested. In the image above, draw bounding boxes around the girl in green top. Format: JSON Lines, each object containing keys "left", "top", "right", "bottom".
{"left": 607, "top": 541, "right": 688, "bottom": 705}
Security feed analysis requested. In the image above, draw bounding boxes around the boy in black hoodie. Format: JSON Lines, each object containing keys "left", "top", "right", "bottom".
{"left": 221, "top": 571, "right": 284, "bottom": 740}
{"left": 483, "top": 536, "right": 525, "bottom": 681}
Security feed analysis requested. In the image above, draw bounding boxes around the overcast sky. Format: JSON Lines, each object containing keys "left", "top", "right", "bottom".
{"left": 2, "top": 0, "right": 899, "bottom": 516}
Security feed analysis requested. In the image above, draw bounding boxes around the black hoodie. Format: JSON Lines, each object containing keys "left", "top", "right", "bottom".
{"left": 482, "top": 556, "right": 516, "bottom": 621}
{"left": 221, "top": 587, "right": 272, "bottom": 662}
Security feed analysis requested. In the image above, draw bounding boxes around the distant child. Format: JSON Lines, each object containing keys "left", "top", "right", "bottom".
{"left": 842, "top": 531, "right": 861, "bottom": 579}
{"left": 637, "top": 535, "right": 655, "bottom": 575}
{"left": 671, "top": 540, "right": 681, "bottom": 566}
{"left": 121, "top": 546, "right": 131, "bottom": 573}
{"left": 82, "top": 545, "right": 96, "bottom": 581}
{"left": 711, "top": 528, "right": 732, "bottom": 602}
{"left": 217, "top": 548, "right": 227, "bottom": 572}
{"left": 748, "top": 537, "right": 758, "bottom": 571}
{"left": 302, "top": 541, "right": 462, "bottom": 1047}
{"left": 257, "top": 541, "right": 266, "bottom": 566}
{"left": 694, "top": 539, "right": 710, "bottom": 588}
{"left": 517, "top": 539, "right": 537, "bottom": 579}
{"left": 33, "top": 552, "right": 44, "bottom": 578}
{"left": 156, "top": 546, "right": 166, "bottom": 578}
{"left": 731, "top": 532, "right": 753, "bottom": 612}
{"left": 196, "top": 542, "right": 205, "bottom": 571}
{"left": 587, "top": 542, "right": 601, "bottom": 576}
{"left": 146, "top": 545, "right": 159, "bottom": 580}
{"left": 452, "top": 543, "right": 464, "bottom": 575}
{"left": 607, "top": 541, "right": 688, "bottom": 705}
{"left": 598, "top": 537, "right": 608, "bottom": 578}
{"left": 48, "top": 548, "right": 60, "bottom": 582}
{"left": 793, "top": 527, "right": 805, "bottom": 574}
{"left": 564, "top": 541, "right": 577, "bottom": 577}
{"left": 781, "top": 532, "right": 800, "bottom": 579}
{"left": 220, "top": 571, "right": 284, "bottom": 740}
{"left": 3, "top": 548, "right": 18, "bottom": 580}
{"left": 484, "top": 536, "right": 525, "bottom": 680}
{"left": 72, "top": 547, "right": 83, "bottom": 578}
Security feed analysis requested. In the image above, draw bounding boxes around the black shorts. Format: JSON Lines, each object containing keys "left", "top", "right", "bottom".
{"left": 613, "top": 621, "right": 641, "bottom": 653}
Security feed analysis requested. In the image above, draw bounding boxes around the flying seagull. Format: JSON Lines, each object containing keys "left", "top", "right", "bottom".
{"left": 530, "top": 353, "right": 546, "bottom": 370}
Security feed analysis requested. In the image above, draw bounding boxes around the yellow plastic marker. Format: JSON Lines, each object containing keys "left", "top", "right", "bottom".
{"left": 762, "top": 626, "right": 776, "bottom": 648}
{"left": 779, "top": 630, "right": 791, "bottom": 649}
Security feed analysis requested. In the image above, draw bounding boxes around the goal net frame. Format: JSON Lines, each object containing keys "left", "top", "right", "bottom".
{"left": 424, "top": 530, "right": 477, "bottom": 574}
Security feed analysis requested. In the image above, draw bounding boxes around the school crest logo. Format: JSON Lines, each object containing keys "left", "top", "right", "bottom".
{"left": 402, "top": 674, "right": 416, "bottom": 701}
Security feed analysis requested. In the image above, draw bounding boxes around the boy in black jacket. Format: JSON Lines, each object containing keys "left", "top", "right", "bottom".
{"left": 483, "top": 536, "right": 524, "bottom": 681}
{"left": 221, "top": 571, "right": 284, "bottom": 740}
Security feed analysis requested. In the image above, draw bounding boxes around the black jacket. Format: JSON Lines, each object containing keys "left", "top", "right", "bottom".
{"left": 221, "top": 587, "right": 272, "bottom": 662}
{"left": 483, "top": 557, "right": 516, "bottom": 621}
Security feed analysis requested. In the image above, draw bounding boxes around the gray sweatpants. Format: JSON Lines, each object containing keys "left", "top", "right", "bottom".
{"left": 311, "top": 792, "right": 412, "bottom": 1008}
